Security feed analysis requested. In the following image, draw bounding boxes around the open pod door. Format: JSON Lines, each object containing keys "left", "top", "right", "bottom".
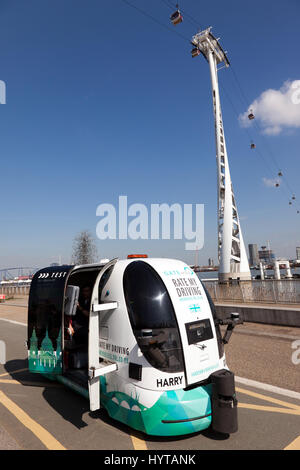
{"left": 28, "top": 266, "right": 74, "bottom": 375}
{"left": 88, "top": 258, "right": 118, "bottom": 411}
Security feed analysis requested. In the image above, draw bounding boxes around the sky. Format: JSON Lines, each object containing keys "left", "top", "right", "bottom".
{"left": 0, "top": 0, "right": 300, "bottom": 269}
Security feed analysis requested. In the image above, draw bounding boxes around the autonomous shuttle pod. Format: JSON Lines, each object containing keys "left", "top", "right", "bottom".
{"left": 27, "top": 256, "right": 242, "bottom": 436}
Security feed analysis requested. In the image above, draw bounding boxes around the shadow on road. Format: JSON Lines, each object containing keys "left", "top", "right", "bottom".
{"left": 43, "top": 386, "right": 90, "bottom": 429}
{"left": 3, "top": 359, "right": 230, "bottom": 442}
{"left": 4, "top": 358, "right": 28, "bottom": 375}
{"left": 4, "top": 359, "right": 89, "bottom": 429}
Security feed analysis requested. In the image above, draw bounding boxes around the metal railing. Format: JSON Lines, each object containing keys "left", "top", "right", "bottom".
{"left": 202, "top": 279, "right": 300, "bottom": 305}
{"left": 1, "top": 281, "right": 300, "bottom": 305}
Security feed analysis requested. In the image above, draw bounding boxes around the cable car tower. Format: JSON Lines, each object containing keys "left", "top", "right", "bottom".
{"left": 191, "top": 28, "right": 251, "bottom": 281}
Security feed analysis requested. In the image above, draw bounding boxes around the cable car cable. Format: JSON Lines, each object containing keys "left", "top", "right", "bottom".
{"left": 220, "top": 83, "right": 275, "bottom": 177}
{"left": 249, "top": 106, "right": 298, "bottom": 207}
{"left": 163, "top": 0, "right": 299, "bottom": 211}
{"left": 119, "top": 0, "right": 190, "bottom": 42}
{"left": 177, "top": 2, "right": 299, "bottom": 212}
{"left": 229, "top": 64, "right": 298, "bottom": 204}
{"left": 158, "top": 0, "right": 299, "bottom": 210}
{"left": 220, "top": 83, "right": 296, "bottom": 207}
{"left": 120, "top": 0, "right": 300, "bottom": 215}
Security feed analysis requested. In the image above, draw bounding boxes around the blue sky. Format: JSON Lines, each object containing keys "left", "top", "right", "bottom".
{"left": 0, "top": 0, "right": 299, "bottom": 268}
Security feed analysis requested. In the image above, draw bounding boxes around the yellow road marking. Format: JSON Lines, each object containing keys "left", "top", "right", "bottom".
{"left": 236, "top": 387, "right": 300, "bottom": 411}
{"left": 0, "top": 368, "right": 28, "bottom": 377}
{"left": 238, "top": 403, "right": 300, "bottom": 416}
{"left": 0, "top": 390, "right": 66, "bottom": 450}
{"left": 0, "top": 371, "right": 298, "bottom": 450}
{"left": 130, "top": 433, "right": 148, "bottom": 450}
{"left": 285, "top": 435, "right": 300, "bottom": 450}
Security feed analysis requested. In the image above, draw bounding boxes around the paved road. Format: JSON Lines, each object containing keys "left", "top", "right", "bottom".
{"left": 0, "top": 298, "right": 299, "bottom": 450}
{"left": 224, "top": 323, "right": 300, "bottom": 391}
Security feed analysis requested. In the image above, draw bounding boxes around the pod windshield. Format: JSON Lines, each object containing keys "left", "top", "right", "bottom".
{"left": 123, "top": 261, "right": 184, "bottom": 373}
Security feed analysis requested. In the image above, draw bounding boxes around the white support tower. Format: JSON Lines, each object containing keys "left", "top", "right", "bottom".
{"left": 191, "top": 28, "right": 251, "bottom": 281}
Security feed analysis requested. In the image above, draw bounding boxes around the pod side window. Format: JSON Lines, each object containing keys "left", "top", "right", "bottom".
{"left": 27, "top": 267, "right": 72, "bottom": 375}
{"left": 98, "top": 265, "right": 114, "bottom": 299}
{"left": 123, "top": 261, "right": 184, "bottom": 373}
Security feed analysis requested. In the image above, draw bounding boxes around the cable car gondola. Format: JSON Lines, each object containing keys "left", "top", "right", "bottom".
{"left": 191, "top": 47, "right": 200, "bottom": 58}
{"left": 292, "top": 195, "right": 296, "bottom": 200}
{"left": 250, "top": 142, "right": 256, "bottom": 149}
{"left": 275, "top": 183, "right": 280, "bottom": 187}
{"left": 170, "top": 5, "right": 183, "bottom": 25}
{"left": 278, "top": 171, "right": 283, "bottom": 177}
{"left": 248, "top": 109, "right": 255, "bottom": 120}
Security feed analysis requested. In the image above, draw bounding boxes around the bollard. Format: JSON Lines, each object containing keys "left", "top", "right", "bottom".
{"left": 274, "top": 261, "right": 281, "bottom": 280}
{"left": 0, "top": 340, "right": 6, "bottom": 364}
{"left": 259, "top": 262, "right": 265, "bottom": 280}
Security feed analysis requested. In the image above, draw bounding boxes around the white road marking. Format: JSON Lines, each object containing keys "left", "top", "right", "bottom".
{"left": 0, "top": 304, "right": 27, "bottom": 308}
{"left": 236, "top": 376, "right": 300, "bottom": 401}
{"left": 235, "top": 329, "right": 300, "bottom": 341}
{"left": 0, "top": 318, "right": 27, "bottom": 327}
{"left": 215, "top": 302, "right": 300, "bottom": 311}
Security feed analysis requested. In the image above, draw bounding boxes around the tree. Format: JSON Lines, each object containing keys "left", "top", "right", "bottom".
{"left": 71, "top": 230, "right": 98, "bottom": 265}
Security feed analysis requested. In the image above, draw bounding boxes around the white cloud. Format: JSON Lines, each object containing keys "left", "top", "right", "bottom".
{"left": 262, "top": 177, "right": 280, "bottom": 188}
{"left": 239, "top": 80, "right": 300, "bottom": 135}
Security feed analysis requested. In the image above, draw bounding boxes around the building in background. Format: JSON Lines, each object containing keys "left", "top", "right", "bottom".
{"left": 248, "top": 244, "right": 259, "bottom": 267}
{"left": 258, "top": 246, "right": 276, "bottom": 264}
{"left": 296, "top": 247, "right": 300, "bottom": 262}
{"left": 208, "top": 258, "right": 214, "bottom": 267}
